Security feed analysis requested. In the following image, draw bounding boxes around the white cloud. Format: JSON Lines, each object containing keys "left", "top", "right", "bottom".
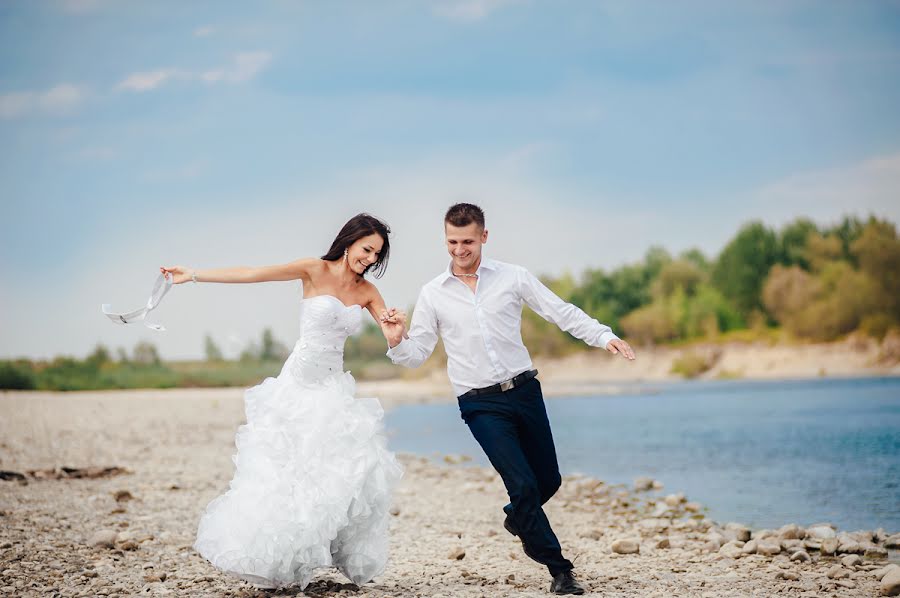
{"left": 117, "top": 52, "right": 272, "bottom": 93}
{"left": 0, "top": 84, "right": 85, "bottom": 119}
{"left": 116, "top": 69, "right": 182, "bottom": 93}
{"left": 200, "top": 52, "right": 272, "bottom": 84}
{"left": 433, "top": 0, "right": 521, "bottom": 22}
{"left": 193, "top": 25, "right": 216, "bottom": 37}
{"left": 751, "top": 152, "right": 900, "bottom": 227}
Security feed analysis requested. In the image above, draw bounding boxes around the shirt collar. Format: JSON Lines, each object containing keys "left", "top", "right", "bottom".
{"left": 440, "top": 256, "right": 495, "bottom": 285}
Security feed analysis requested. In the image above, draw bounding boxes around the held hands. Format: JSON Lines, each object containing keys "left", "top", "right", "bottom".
{"left": 160, "top": 266, "right": 193, "bottom": 284}
{"left": 379, "top": 308, "right": 407, "bottom": 347}
{"left": 606, "top": 338, "right": 636, "bottom": 361}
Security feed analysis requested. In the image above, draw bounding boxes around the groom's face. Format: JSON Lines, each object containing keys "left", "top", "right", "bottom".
{"left": 445, "top": 222, "right": 488, "bottom": 271}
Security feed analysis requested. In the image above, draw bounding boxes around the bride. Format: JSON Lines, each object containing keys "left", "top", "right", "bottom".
{"left": 161, "top": 213, "right": 404, "bottom": 590}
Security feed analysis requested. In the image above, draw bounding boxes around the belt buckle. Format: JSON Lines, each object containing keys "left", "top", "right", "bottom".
{"left": 500, "top": 379, "right": 514, "bottom": 392}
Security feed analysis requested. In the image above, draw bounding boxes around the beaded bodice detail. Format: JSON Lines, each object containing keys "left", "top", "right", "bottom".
{"left": 288, "top": 295, "right": 363, "bottom": 383}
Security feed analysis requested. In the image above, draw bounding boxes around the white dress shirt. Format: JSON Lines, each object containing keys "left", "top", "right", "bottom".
{"left": 386, "top": 257, "right": 620, "bottom": 396}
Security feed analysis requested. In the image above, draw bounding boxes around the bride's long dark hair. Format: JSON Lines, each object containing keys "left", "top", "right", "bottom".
{"left": 321, "top": 213, "right": 392, "bottom": 279}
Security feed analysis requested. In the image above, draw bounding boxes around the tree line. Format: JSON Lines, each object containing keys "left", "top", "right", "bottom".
{"left": 2, "top": 214, "right": 896, "bottom": 390}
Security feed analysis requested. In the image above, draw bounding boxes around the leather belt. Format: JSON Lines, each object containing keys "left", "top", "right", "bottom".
{"left": 458, "top": 369, "right": 538, "bottom": 399}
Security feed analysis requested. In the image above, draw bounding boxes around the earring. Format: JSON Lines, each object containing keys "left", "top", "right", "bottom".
{"left": 343, "top": 249, "right": 348, "bottom": 264}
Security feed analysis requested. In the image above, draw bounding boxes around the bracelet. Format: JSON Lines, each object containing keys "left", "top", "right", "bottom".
{"left": 191, "top": 271, "right": 198, "bottom": 284}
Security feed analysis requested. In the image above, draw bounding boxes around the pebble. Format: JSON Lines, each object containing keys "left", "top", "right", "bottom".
{"left": 806, "top": 525, "right": 837, "bottom": 539}
{"left": 826, "top": 565, "right": 850, "bottom": 579}
{"left": 790, "top": 550, "right": 811, "bottom": 563}
{"left": 611, "top": 538, "right": 640, "bottom": 554}
{"left": 88, "top": 530, "right": 118, "bottom": 549}
{"left": 842, "top": 554, "right": 862, "bottom": 568}
{"left": 821, "top": 537, "right": 839, "bottom": 555}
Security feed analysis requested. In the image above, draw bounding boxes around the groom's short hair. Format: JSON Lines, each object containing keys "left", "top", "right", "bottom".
{"left": 445, "top": 203, "right": 485, "bottom": 229}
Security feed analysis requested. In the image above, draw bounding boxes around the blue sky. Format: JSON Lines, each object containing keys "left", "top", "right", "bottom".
{"left": 2, "top": 0, "right": 899, "bottom": 360}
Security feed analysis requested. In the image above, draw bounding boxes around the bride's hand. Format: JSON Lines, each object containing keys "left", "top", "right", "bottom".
{"left": 160, "top": 265, "right": 192, "bottom": 284}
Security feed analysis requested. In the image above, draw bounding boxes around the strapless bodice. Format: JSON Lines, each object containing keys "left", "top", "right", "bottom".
{"left": 286, "top": 294, "right": 363, "bottom": 382}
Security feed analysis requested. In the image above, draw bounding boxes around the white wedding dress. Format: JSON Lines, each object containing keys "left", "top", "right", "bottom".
{"left": 193, "top": 294, "right": 404, "bottom": 590}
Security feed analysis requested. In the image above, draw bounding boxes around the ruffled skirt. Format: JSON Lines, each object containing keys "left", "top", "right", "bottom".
{"left": 193, "top": 370, "right": 403, "bottom": 589}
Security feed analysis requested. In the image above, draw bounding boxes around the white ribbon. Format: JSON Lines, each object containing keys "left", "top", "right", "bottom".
{"left": 101, "top": 272, "right": 173, "bottom": 331}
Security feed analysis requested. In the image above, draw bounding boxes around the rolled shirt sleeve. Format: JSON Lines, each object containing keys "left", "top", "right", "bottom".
{"left": 518, "top": 267, "right": 620, "bottom": 349}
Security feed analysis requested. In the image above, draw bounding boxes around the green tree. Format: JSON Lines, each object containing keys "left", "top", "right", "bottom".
{"left": 204, "top": 334, "right": 224, "bottom": 362}
{"left": 778, "top": 218, "right": 819, "bottom": 269}
{"left": 712, "top": 221, "right": 779, "bottom": 317}
{"left": 133, "top": 341, "right": 161, "bottom": 365}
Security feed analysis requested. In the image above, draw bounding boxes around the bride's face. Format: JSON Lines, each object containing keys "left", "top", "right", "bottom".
{"left": 347, "top": 233, "right": 384, "bottom": 275}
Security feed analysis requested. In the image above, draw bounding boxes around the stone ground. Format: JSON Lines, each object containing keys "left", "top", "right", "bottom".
{"left": 0, "top": 390, "right": 896, "bottom": 597}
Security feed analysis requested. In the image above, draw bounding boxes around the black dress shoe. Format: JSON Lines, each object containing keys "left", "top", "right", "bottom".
{"left": 503, "top": 516, "right": 543, "bottom": 564}
{"left": 550, "top": 570, "right": 585, "bottom": 595}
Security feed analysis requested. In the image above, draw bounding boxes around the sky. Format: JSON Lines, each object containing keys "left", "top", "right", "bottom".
{"left": 1, "top": 0, "right": 899, "bottom": 360}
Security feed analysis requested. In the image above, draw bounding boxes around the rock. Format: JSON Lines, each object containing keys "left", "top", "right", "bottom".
{"left": 88, "top": 530, "right": 118, "bottom": 549}
{"left": 873, "top": 564, "right": 900, "bottom": 581}
{"left": 776, "top": 570, "right": 801, "bottom": 581}
{"left": 826, "top": 565, "right": 850, "bottom": 579}
{"left": 651, "top": 503, "right": 671, "bottom": 518}
{"left": 112, "top": 490, "right": 133, "bottom": 502}
{"left": 684, "top": 502, "right": 702, "bottom": 513}
{"left": 448, "top": 547, "right": 466, "bottom": 560}
{"left": 656, "top": 538, "right": 670, "bottom": 549}
{"left": 638, "top": 518, "right": 668, "bottom": 532}
{"left": 724, "top": 523, "right": 751, "bottom": 542}
{"left": 821, "top": 537, "right": 839, "bottom": 556}
{"left": 838, "top": 539, "right": 862, "bottom": 554}
{"left": 884, "top": 534, "right": 900, "bottom": 549}
{"left": 778, "top": 524, "right": 805, "bottom": 540}
{"left": 741, "top": 539, "right": 758, "bottom": 555}
{"left": 866, "top": 545, "right": 889, "bottom": 559}
{"left": 119, "top": 540, "right": 138, "bottom": 551}
{"left": 664, "top": 493, "right": 685, "bottom": 507}
{"left": 835, "top": 579, "right": 856, "bottom": 589}
{"left": 389, "top": 506, "right": 400, "bottom": 516}
{"left": 756, "top": 541, "right": 781, "bottom": 556}
{"left": 706, "top": 531, "right": 726, "bottom": 549}
{"left": 633, "top": 477, "right": 654, "bottom": 492}
{"left": 115, "top": 531, "right": 134, "bottom": 543}
{"left": 882, "top": 567, "right": 900, "bottom": 596}
{"left": 652, "top": 480, "right": 664, "bottom": 490}
{"left": 842, "top": 554, "right": 862, "bottom": 568}
{"left": 611, "top": 538, "right": 640, "bottom": 554}
{"left": 790, "top": 550, "right": 811, "bottom": 563}
{"left": 803, "top": 538, "right": 822, "bottom": 551}
{"left": 806, "top": 525, "right": 837, "bottom": 539}
{"left": 718, "top": 541, "right": 743, "bottom": 559}
{"left": 583, "top": 529, "right": 603, "bottom": 541}
{"left": 781, "top": 539, "right": 803, "bottom": 551}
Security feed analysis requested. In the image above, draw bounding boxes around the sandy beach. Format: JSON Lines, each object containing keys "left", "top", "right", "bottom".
{"left": 2, "top": 380, "right": 898, "bottom": 598}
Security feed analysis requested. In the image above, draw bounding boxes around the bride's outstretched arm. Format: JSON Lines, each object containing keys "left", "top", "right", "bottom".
{"left": 160, "top": 258, "right": 315, "bottom": 284}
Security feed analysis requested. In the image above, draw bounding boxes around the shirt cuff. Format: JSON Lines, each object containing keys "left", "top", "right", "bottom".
{"left": 598, "top": 330, "right": 620, "bottom": 349}
{"left": 385, "top": 337, "right": 411, "bottom": 363}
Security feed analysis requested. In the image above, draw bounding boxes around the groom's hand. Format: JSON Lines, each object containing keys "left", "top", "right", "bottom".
{"left": 380, "top": 308, "right": 407, "bottom": 347}
{"left": 606, "top": 339, "right": 636, "bottom": 360}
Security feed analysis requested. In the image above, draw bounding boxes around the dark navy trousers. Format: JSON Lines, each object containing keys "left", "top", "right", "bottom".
{"left": 457, "top": 377, "right": 573, "bottom": 576}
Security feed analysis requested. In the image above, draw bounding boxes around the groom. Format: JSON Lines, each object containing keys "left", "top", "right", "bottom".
{"left": 382, "top": 203, "right": 635, "bottom": 595}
